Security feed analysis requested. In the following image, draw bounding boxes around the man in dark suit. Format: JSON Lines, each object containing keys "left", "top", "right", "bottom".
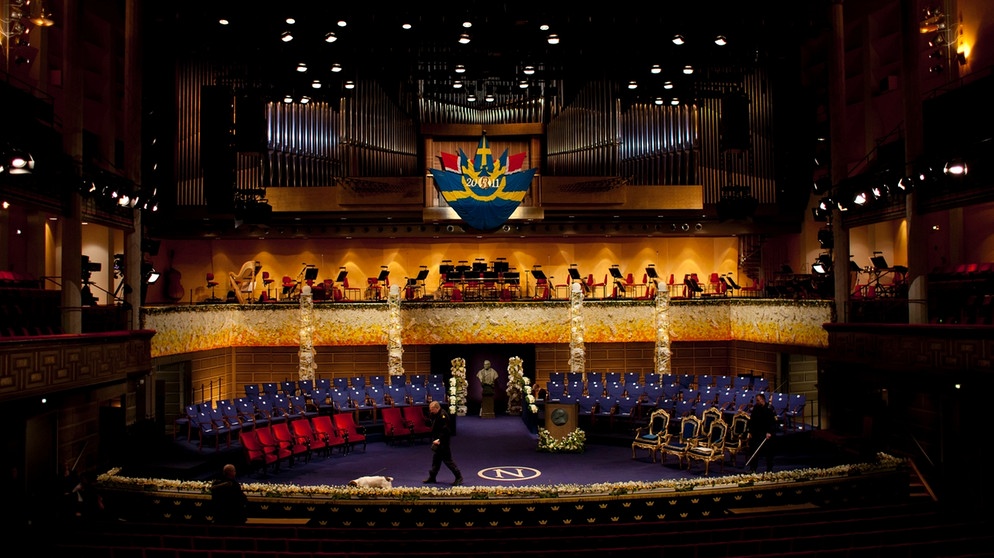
{"left": 424, "top": 401, "right": 464, "bottom": 486}
{"left": 747, "top": 393, "right": 778, "bottom": 473}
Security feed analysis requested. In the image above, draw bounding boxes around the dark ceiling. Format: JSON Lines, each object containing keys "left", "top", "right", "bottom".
{"left": 148, "top": 2, "right": 826, "bottom": 109}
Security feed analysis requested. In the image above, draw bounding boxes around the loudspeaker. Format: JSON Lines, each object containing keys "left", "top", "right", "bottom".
{"left": 201, "top": 85, "right": 236, "bottom": 214}
{"left": 234, "top": 93, "right": 268, "bottom": 153}
{"left": 720, "top": 93, "right": 751, "bottom": 151}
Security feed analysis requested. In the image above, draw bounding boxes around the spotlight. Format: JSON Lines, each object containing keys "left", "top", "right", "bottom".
{"left": 944, "top": 159, "right": 967, "bottom": 176}
{"left": 458, "top": 33, "right": 471, "bottom": 44}
{"left": 853, "top": 191, "right": 868, "bottom": 206}
{"left": 324, "top": 31, "right": 337, "bottom": 43}
{"left": 650, "top": 64, "right": 661, "bottom": 74}
{"left": 929, "top": 64, "right": 943, "bottom": 73}
{"left": 714, "top": 35, "right": 727, "bottom": 46}
{"left": 547, "top": 33, "right": 560, "bottom": 45}
{"left": 280, "top": 31, "right": 293, "bottom": 42}
{"left": 672, "top": 34, "right": 685, "bottom": 45}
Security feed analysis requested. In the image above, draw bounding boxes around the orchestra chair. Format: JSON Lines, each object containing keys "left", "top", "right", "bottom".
{"left": 660, "top": 414, "right": 702, "bottom": 469}
{"left": 262, "top": 271, "right": 275, "bottom": 301}
{"left": 282, "top": 275, "right": 297, "bottom": 300}
{"left": 205, "top": 273, "right": 222, "bottom": 303}
{"left": 310, "top": 415, "right": 349, "bottom": 455}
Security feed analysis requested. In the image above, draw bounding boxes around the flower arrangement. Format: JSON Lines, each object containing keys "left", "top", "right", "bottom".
{"left": 537, "top": 427, "right": 586, "bottom": 453}
{"left": 654, "top": 287, "right": 671, "bottom": 376}
{"left": 568, "top": 286, "right": 585, "bottom": 375}
{"left": 96, "top": 453, "right": 907, "bottom": 500}
{"left": 298, "top": 287, "right": 316, "bottom": 382}
{"left": 386, "top": 287, "right": 404, "bottom": 377}
{"left": 449, "top": 357, "right": 468, "bottom": 415}
{"left": 505, "top": 356, "right": 525, "bottom": 415}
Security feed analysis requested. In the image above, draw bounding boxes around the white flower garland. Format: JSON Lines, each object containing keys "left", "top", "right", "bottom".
{"left": 96, "top": 453, "right": 906, "bottom": 499}
{"left": 449, "top": 357, "right": 468, "bottom": 415}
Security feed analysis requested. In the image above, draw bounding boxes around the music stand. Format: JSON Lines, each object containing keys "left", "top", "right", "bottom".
{"left": 439, "top": 263, "right": 454, "bottom": 276}
{"left": 493, "top": 259, "right": 509, "bottom": 273}
{"left": 416, "top": 268, "right": 430, "bottom": 281}
{"left": 568, "top": 267, "right": 583, "bottom": 282}
{"left": 377, "top": 268, "right": 390, "bottom": 282}
{"left": 609, "top": 267, "right": 624, "bottom": 280}
{"left": 335, "top": 269, "right": 348, "bottom": 282}
{"left": 304, "top": 267, "right": 319, "bottom": 282}
{"left": 848, "top": 261, "right": 861, "bottom": 273}
{"left": 531, "top": 269, "right": 547, "bottom": 281}
{"left": 645, "top": 266, "right": 659, "bottom": 280}
{"left": 503, "top": 271, "right": 520, "bottom": 284}
{"left": 472, "top": 261, "right": 488, "bottom": 273}
{"left": 870, "top": 255, "right": 889, "bottom": 270}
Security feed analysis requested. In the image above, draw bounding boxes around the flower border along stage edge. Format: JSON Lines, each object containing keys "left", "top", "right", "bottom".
{"left": 96, "top": 454, "right": 911, "bottom": 527}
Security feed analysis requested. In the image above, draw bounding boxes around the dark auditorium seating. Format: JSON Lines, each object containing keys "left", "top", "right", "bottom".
{"left": 43, "top": 501, "right": 990, "bottom": 557}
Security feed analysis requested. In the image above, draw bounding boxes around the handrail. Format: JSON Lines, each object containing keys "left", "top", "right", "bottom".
{"left": 907, "top": 457, "right": 939, "bottom": 502}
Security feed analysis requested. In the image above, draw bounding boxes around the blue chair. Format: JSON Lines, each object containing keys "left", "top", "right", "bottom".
{"left": 368, "top": 375, "right": 386, "bottom": 389}
{"left": 644, "top": 373, "right": 661, "bottom": 386}
{"left": 566, "top": 372, "right": 583, "bottom": 385}
{"left": 785, "top": 394, "right": 807, "bottom": 430}
{"left": 333, "top": 377, "right": 348, "bottom": 390}
{"left": 315, "top": 377, "right": 331, "bottom": 391}
{"left": 329, "top": 388, "right": 351, "bottom": 413}
{"left": 753, "top": 377, "right": 770, "bottom": 392}
{"left": 289, "top": 395, "right": 317, "bottom": 419}
{"left": 408, "top": 384, "right": 428, "bottom": 406}
{"left": 410, "top": 374, "right": 427, "bottom": 386}
{"left": 734, "top": 376, "right": 752, "bottom": 391}
{"left": 387, "top": 384, "right": 410, "bottom": 407}
{"left": 604, "top": 382, "right": 626, "bottom": 400}
{"left": 565, "top": 381, "right": 585, "bottom": 399}
{"left": 697, "top": 375, "right": 714, "bottom": 389}
{"left": 244, "top": 384, "right": 260, "bottom": 400}
{"left": 262, "top": 382, "right": 279, "bottom": 397}
{"left": 548, "top": 372, "right": 565, "bottom": 384}
{"left": 604, "top": 372, "right": 622, "bottom": 385}
{"left": 426, "top": 383, "right": 447, "bottom": 405}
{"left": 714, "top": 375, "right": 733, "bottom": 389}
{"left": 660, "top": 414, "right": 701, "bottom": 469}
{"left": 586, "top": 379, "right": 604, "bottom": 397}
{"left": 623, "top": 372, "right": 641, "bottom": 387}
{"left": 389, "top": 374, "right": 407, "bottom": 387}
{"left": 428, "top": 373, "right": 443, "bottom": 385}
{"left": 678, "top": 374, "right": 694, "bottom": 389}
{"left": 280, "top": 380, "right": 297, "bottom": 397}
{"left": 349, "top": 386, "right": 375, "bottom": 421}
{"left": 297, "top": 379, "right": 314, "bottom": 398}
{"left": 350, "top": 376, "right": 366, "bottom": 389}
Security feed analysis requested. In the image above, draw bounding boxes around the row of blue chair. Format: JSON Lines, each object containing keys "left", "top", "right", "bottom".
{"left": 546, "top": 372, "right": 770, "bottom": 392}
{"left": 244, "top": 374, "right": 450, "bottom": 401}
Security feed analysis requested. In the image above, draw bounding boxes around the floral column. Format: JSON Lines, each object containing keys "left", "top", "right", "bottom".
{"left": 505, "top": 356, "right": 526, "bottom": 415}
{"left": 298, "top": 285, "right": 316, "bottom": 383}
{"left": 568, "top": 283, "right": 585, "bottom": 377}
{"left": 449, "top": 357, "right": 468, "bottom": 416}
{"left": 654, "top": 287, "right": 671, "bottom": 377}
{"left": 387, "top": 285, "right": 404, "bottom": 378}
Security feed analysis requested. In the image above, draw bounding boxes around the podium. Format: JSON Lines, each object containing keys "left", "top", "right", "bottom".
{"left": 544, "top": 402, "right": 578, "bottom": 440}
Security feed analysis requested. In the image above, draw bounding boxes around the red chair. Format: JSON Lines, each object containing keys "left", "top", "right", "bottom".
{"left": 272, "top": 421, "right": 310, "bottom": 465}
{"left": 262, "top": 271, "right": 275, "bottom": 300}
{"left": 255, "top": 426, "right": 293, "bottom": 471}
{"left": 401, "top": 405, "right": 433, "bottom": 443}
{"left": 290, "top": 417, "right": 329, "bottom": 458}
{"left": 381, "top": 406, "right": 413, "bottom": 445}
{"left": 281, "top": 275, "right": 297, "bottom": 300}
{"left": 240, "top": 429, "right": 279, "bottom": 477}
{"left": 311, "top": 415, "right": 349, "bottom": 455}
{"left": 333, "top": 412, "right": 368, "bottom": 453}
{"left": 586, "top": 274, "right": 606, "bottom": 298}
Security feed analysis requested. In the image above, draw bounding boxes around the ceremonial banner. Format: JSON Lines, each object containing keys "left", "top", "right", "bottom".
{"left": 430, "top": 134, "right": 536, "bottom": 231}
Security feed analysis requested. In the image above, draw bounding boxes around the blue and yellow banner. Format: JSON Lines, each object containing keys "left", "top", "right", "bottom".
{"left": 430, "top": 135, "right": 536, "bottom": 231}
